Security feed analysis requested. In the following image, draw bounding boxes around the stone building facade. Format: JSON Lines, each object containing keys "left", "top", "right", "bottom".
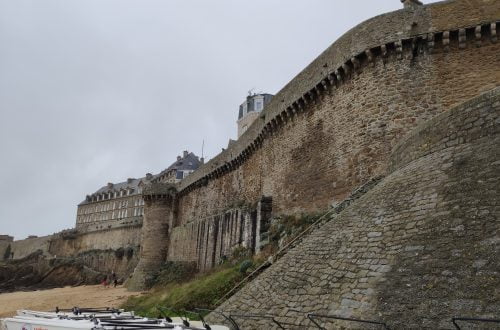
{"left": 237, "top": 93, "right": 273, "bottom": 138}
{"left": 75, "top": 151, "right": 201, "bottom": 232}
{"left": 75, "top": 176, "right": 151, "bottom": 231}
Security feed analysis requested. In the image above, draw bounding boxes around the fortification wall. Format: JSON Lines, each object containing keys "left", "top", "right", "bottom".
{"left": 0, "top": 241, "right": 10, "bottom": 260}
{"left": 48, "top": 225, "right": 141, "bottom": 257}
{"left": 177, "top": 1, "right": 499, "bottom": 219}
{"left": 210, "top": 88, "right": 500, "bottom": 329}
{"left": 10, "top": 235, "right": 52, "bottom": 259}
{"left": 166, "top": 0, "right": 499, "bottom": 270}
{"left": 168, "top": 197, "right": 272, "bottom": 271}
{"left": 6, "top": 226, "right": 141, "bottom": 279}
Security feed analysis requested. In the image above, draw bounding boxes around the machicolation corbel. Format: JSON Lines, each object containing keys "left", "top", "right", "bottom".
{"left": 381, "top": 44, "right": 388, "bottom": 58}
{"left": 395, "top": 40, "right": 403, "bottom": 59}
{"left": 427, "top": 33, "right": 435, "bottom": 53}
{"left": 443, "top": 31, "right": 450, "bottom": 52}
{"left": 491, "top": 23, "right": 497, "bottom": 43}
{"left": 365, "top": 49, "right": 374, "bottom": 64}
{"left": 350, "top": 57, "right": 360, "bottom": 71}
{"left": 458, "top": 28, "right": 466, "bottom": 49}
{"left": 475, "top": 26, "right": 482, "bottom": 47}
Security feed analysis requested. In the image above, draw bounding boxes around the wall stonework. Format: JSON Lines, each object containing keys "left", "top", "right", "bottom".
{"left": 6, "top": 226, "right": 141, "bottom": 280}
{"left": 10, "top": 235, "right": 53, "bottom": 259}
{"left": 127, "top": 183, "right": 177, "bottom": 290}
{"left": 209, "top": 87, "right": 500, "bottom": 329}
{"left": 157, "top": 0, "right": 500, "bottom": 273}
{"left": 168, "top": 197, "right": 272, "bottom": 272}
{"left": 125, "top": 0, "right": 500, "bottom": 284}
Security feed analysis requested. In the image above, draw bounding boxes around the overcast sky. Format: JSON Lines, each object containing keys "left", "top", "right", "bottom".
{"left": 0, "top": 0, "right": 441, "bottom": 240}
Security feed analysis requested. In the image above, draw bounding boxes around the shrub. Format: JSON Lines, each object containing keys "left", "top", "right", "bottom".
{"left": 238, "top": 259, "right": 253, "bottom": 274}
{"left": 231, "top": 246, "right": 251, "bottom": 261}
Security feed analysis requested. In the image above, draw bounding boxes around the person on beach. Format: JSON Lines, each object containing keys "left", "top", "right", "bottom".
{"left": 111, "top": 270, "right": 117, "bottom": 288}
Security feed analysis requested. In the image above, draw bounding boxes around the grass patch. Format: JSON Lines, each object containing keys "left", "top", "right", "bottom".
{"left": 121, "top": 264, "right": 246, "bottom": 317}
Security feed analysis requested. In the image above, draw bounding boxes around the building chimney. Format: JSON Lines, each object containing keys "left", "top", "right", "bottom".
{"left": 401, "top": 0, "right": 423, "bottom": 9}
{"left": 200, "top": 157, "right": 205, "bottom": 164}
{"left": 127, "top": 178, "right": 134, "bottom": 184}
{"left": 146, "top": 173, "right": 153, "bottom": 180}
{"left": 177, "top": 156, "right": 182, "bottom": 161}
{"left": 107, "top": 182, "right": 114, "bottom": 188}
{"left": 183, "top": 150, "right": 189, "bottom": 158}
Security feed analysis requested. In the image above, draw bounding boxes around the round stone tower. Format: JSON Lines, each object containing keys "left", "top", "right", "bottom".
{"left": 126, "top": 182, "right": 177, "bottom": 291}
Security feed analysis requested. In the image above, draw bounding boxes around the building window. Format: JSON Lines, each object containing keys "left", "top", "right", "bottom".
{"left": 255, "top": 100, "right": 262, "bottom": 111}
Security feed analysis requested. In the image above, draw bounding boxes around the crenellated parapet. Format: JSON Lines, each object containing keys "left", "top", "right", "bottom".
{"left": 178, "top": 0, "right": 500, "bottom": 197}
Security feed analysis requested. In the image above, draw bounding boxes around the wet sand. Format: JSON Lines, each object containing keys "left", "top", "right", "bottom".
{"left": 0, "top": 285, "right": 142, "bottom": 317}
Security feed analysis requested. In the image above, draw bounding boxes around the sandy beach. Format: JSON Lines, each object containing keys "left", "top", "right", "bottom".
{"left": 0, "top": 285, "right": 142, "bottom": 317}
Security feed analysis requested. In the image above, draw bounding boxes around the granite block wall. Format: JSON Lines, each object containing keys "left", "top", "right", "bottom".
{"left": 126, "top": 0, "right": 500, "bottom": 292}
{"left": 209, "top": 88, "right": 500, "bottom": 329}
{"left": 176, "top": 1, "right": 499, "bottom": 225}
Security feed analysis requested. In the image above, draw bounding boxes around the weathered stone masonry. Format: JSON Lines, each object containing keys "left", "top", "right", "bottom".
{"left": 210, "top": 87, "right": 500, "bottom": 329}
{"left": 129, "top": 0, "right": 500, "bottom": 295}
{"left": 127, "top": 183, "right": 177, "bottom": 291}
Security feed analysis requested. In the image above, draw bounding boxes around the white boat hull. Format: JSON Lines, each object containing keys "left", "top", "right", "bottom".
{"left": 2, "top": 317, "right": 99, "bottom": 330}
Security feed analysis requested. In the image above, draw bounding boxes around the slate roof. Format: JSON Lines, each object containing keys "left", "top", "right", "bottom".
{"left": 79, "top": 151, "right": 201, "bottom": 205}
{"left": 166, "top": 152, "right": 201, "bottom": 171}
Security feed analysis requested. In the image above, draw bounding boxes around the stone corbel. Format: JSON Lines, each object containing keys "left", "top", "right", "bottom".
{"left": 475, "top": 26, "right": 482, "bottom": 47}
{"left": 427, "top": 33, "right": 435, "bottom": 53}
{"left": 395, "top": 40, "right": 403, "bottom": 59}
{"left": 321, "top": 78, "right": 330, "bottom": 91}
{"left": 365, "top": 49, "right": 374, "bottom": 64}
{"left": 443, "top": 31, "right": 450, "bottom": 52}
{"left": 335, "top": 69, "right": 342, "bottom": 82}
{"left": 381, "top": 44, "right": 388, "bottom": 58}
{"left": 342, "top": 63, "right": 351, "bottom": 76}
{"left": 350, "top": 57, "right": 360, "bottom": 71}
{"left": 327, "top": 72, "right": 336, "bottom": 86}
{"left": 458, "top": 28, "right": 466, "bottom": 49}
{"left": 491, "top": 22, "right": 497, "bottom": 43}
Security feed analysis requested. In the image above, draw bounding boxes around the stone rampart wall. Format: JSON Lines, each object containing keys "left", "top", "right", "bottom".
{"left": 48, "top": 225, "right": 141, "bottom": 257}
{"left": 174, "top": 0, "right": 499, "bottom": 236}
{"left": 209, "top": 88, "right": 500, "bottom": 329}
{"left": 168, "top": 205, "right": 264, "bottom": 272}
{"left": 10, "top": 235, "right": 53, "bottom": 259}
{"left": 0, "top": 241, "right": 10, "bottom": 260}
{"left": 138, "top": 0, "right": 500, "bottom": 276}
{"left": 6, "top": 226, "right": 141, "bottom": 279}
